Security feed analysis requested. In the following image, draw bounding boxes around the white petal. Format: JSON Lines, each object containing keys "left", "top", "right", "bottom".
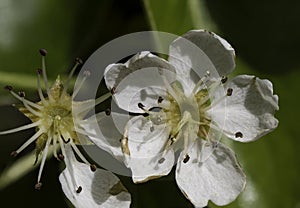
{"left": 104, "top": 52, "right": 175, "bottom": 112}
{"left": 169, "top": 30, "right": 235, "bottom": 94}
{"left": 59, "top": 145, "right": 131, "bottom": 208}
{"left": 126, "top": 116, "right": 175, "bottom": 183}
{"left": 176, "top": 140, "right": 246, "bottom": 207}
{"left": 209, "top": 75, "right": 279, "bottom": 142}
{"left": 80, "top": 112, "right": 125, "bottom": 161}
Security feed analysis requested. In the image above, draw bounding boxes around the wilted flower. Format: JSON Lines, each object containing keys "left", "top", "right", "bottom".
{"left": 0, "top": 49, "right": 131, "bottom": 208}
{"left": 102, "top": 30, "right": 279, "bottom": 207}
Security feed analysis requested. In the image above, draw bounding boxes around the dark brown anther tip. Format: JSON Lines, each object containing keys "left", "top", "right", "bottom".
{"left": 183, "top": 154, "right": 190, "bottom": 163}
{"left": 226, "top": 88, "right": 233, "bottom": 96}
{"left": 10, "top": 151, "right": 18, "bottom": 157}
{"left": 76, "top": 186, "right": 82, "bottom": 193}
{"left": 110, "top": 87, "right": 116, "bottom": 94}
{"left": 18, "top": 91, "right": 25, "bottom": 97}
{"left": 4, "top": 85, "right": 13, "bottom": 91}
{"left": 35, "top": 182, "right": 42, "bottom": 190}
{"left": 138, "top": 102, "right": 145, "bottom": 109}
{"left": 235, "top": 132, "right": 243, "bottom": 138}
{"left": 75, "top": 57, "right": 83, "bottom": 65}
{"left": 58, "top": 153, "right": 65, "bottom": 161}
{"left": 90, "top": 164, "right": 97, "bottom": 172}
{"left": 37, "top": 68, "right": 42, "bottom": 75}
{"left": 39, "top": 49, "right": 47, "bottom": 56}
{"left": 158, "top": 157, "right": 165, "bottom": 164}
{"left": 105, "top": 108, "right": 111, "bottom": 116}
{"left": 221, "top": 76, "right": 228, "bottom": 84}
{"left": 158, "top": 96, "right": 164, "bottom": 103}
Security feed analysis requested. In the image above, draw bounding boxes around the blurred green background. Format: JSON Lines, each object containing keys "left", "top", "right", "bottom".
{"left": 0, "top": 0, "right": 299, "bottom": 207}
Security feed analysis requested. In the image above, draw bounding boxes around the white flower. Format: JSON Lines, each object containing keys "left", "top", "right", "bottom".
{"left": 0, "top": 49, "right": 131, "bottom": 208}
{"left": 103, "top": 30, "right": 279, "bottom": 207}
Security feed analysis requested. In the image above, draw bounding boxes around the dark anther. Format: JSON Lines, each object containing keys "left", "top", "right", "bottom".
{"left": 62, "top": 137, "right": 71, "bottom": 144}
{"left": 75, "top": 57, "right": 83, "bottom": 65}
{"left": 212, "top": 142, "right": 218, "bottom": 148}
{"left": 90, "top": 164, "right": 97, "bottom": 172}
{"left": 35, "top": 182, "right": 42, "bottom": 190}
{"left": 235, "top": 132, "right": 243, "bottom": 138}
{"left": 76, "top": 186, "right": 82, "bottom": 193}
{"left": 39, "top": 49, "right": 47, "bottom": 56}
{"left": 226, "top": 88, "right": 233, "bottom": 96}
{"left": 110, "top": 87, "right": 116, "bottom": 94}
{"left": 158, "top": 96, "right": 164, "bottom": 103}
{"left": 138, "top": 102, "right": 145, "bottom": 109}
{"left": 37, "top": 68, "right": 42, "bottom": 74}
{"left": 158, "top": 157, "right": 165, "bottom": 164}
{"left": 10, "top": 151, "right": 18, "bottom": 157}
{"left": 183, "top": 154, "right": 190, "bottom": 163}
{"left": 221, "top": 76, "right": 228, "bottom": 84}
{"left": 4, "top": 85, "right": 13, "bottom": 91}
{"left": 105, "top": 108, "right": 111, "bottom": 116}
{"left": 150, "top": 126, "right": 154, "bottom": 132}
{"left": 83, "top": 70, "right": 91, "bottom": 77}
{"left": 18, "top": 91, "right": 25, "bottom": 97}
{"left": 170, "top": 137, "right": 176, "bottom": 145}
{"left": 58, "top": 154, "right": 65, "bottom": 161}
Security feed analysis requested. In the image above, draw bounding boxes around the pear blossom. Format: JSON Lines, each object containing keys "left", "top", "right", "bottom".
{"left": 103, "top": 30, "right": 279, "bottom": 207}
{"left": 0, "top": 49, "right": 131, "bottom": 208}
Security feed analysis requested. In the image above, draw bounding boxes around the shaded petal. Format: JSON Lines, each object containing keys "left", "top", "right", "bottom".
{"left": 126, "top": 116, "right": 175, "bottom": 183}
{"left": 176, "top": 140, "right": 246, "bottom": 207}
{"left": 104, "top": 52, "right": 175, "bottom": 113}
{"left": 59, "top": 145, "right": 131, "bottom": 208}
{"left": 209, "top": 75, "right": 279, "bottom": 142}
{"left": 169, "top": 30, "right": 235, "bottom": 94}
{"left": 79, "top": 112, "right": 125, "bottom": 161}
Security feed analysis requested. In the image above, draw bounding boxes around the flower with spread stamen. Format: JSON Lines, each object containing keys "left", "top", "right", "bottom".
{"left": 0, "top": 49, "right": 131, "bottom": 208}
{"left": 102, "top": 30, "right": 279, "bottom": 207}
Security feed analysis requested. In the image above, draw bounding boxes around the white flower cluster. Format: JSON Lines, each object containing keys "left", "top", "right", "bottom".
{"left": 0, "top": 30, "right": 278, "bottom": 208}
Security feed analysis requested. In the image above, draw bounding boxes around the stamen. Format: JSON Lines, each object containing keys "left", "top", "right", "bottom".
{"left": 72, "top": 70, "right": 91, "bottom": 98}
{"left": 73, "top": 92, "right": 111, "bottom": 116}
{"left": 221, "top": 76, "right": 228, "bottom": 84}
{"left": 138, "top": 102, "right": 145, "bottom": 109}
{"left": 14, "top": 128, "right": 45, "bottom": 154}
{"left": 20, "top": 94, "right": 43, "bottom": 117}
{"left": 90, "top": 164, "right": 97, "bottom": 172}
{"left": 227, "top": 88, "right": 233, "bottom": 96}
{"left": 235, "top": 132, "right": 243, "bottom": 138}
{"left": 158, "top": 96, "right": 164, "bottom": 103}
{"left": 52, "top": 134, "right": 58, "bottom": 159}
{"left": 0, "top": 121, "right": 41, "bottom": 135}
{"left": 76, "top": 186, "right": 82, "bottom": 193}
{"left": 69, "top": 139, "right": 91, "bottom": 166}
{"left": 61, "top": 58, "right": 83, "bottom": 97}
{"left": 202, "top": 89, "right": 229, "bottom": 111}
{"left": 37, "top": 133, "right": 52, "bottom": 185}
{"left": 35, "top": 182, "right": 42, "bottom": 190}
{"left": 62, "top": 136, "right": 71, "bottom": 144}
{"left": 10, "top": 151, "right": 18, "bottom": 157}
{"left": 39, "top": 49, "right": 53, "bottom": 101}
{"left": 36, "top": 68, "right": 47, "bottom": 105}
{"left": 10, "top": 90, "right": 42, "bottom": 110}
{"left": 183, "top": 154, "right": 190, "bottom": 163}
{"left": 158, "top": 157, "right": 165, "bottom": 164}
{"left": 110, "top": 86, "right": 116, "bottom": 94}
{"left": 105, "top": 108, "right": 111, "bottom": 116}
{"left": 58, "top": 153, "right": 65, "bottom": 161}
